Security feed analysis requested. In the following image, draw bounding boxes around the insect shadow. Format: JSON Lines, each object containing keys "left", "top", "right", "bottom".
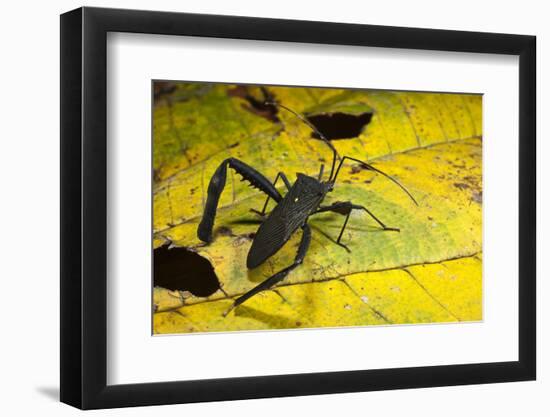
{"left": 196, "top": 101, "right": 418, "bottom": 316}
{"left": 233, "top": 304, "right": 304, "bottom": 329}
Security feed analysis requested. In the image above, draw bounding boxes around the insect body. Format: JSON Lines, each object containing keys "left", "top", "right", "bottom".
{"left": 248, "top": 173, "right": 329, "bottom": 269}
{"left": 197, "top": 102, "right": 417, "bottom": 315}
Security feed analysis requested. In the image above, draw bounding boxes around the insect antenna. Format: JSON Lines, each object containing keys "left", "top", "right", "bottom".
{"left": 264, "top": 101, "right": 340, "bottom": 181}
{"left": 333, "top": 156, "right": 418, "bottom": 206}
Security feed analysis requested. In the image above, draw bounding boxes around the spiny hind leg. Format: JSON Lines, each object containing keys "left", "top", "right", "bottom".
{"left": 315, "top": 201, "right": 399, "bottom": 251}
{"left": 197, "top": 158, "right": 282, "bottom": 243}
{"left": 223, "top": 224, "right": 311, "bottom": 316}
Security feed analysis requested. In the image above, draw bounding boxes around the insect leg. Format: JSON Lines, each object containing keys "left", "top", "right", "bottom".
{"left": 252, "top": 172, "right": 292, "bottom": 217}
{"left": 315, "top": 201, "right": 399, "bottom": 251}
{"left": 197, "top": 158, "right": 283, "bottom": 243}
{"left": 223, "top": 224, "right": 311, "bottom": 316}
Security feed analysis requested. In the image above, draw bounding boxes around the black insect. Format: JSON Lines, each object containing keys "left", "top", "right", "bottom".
{"left": 197, "top": 102, "right": 418, "bottom": 315}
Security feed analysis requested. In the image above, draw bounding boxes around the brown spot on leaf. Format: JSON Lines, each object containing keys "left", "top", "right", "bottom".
{"left": 217, "top": 226, "right": 234, "bottom": 237}
{"left": 232, "top": 232, "right": 256, "bottom": 246}
{"left": 350, "top": 165, "right": 363, "bottom": 175}
{"left": 228, "top": 85, "right": 280, "bottom": 122}
{"left": 472, "top": 191, "right": 482, "bottom": 204}
{"left": 153, "top": 81, "right": 176, "bottom": 104}
{"left": 454, "top": 182, "right": 469, "bottom": 191}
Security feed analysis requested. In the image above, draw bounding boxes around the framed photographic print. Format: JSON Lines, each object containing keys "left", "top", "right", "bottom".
{"left": 60, "top": 6, "right": 536, "bottom": 409}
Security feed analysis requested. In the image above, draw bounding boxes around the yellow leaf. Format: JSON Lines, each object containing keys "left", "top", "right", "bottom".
{"left": 152, "top": 84, "right": 482, "bottom": 334}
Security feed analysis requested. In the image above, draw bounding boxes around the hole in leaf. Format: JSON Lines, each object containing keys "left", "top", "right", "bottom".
{"left": 307, "top": 112, "right": 373, "bottom": 140}
{"left": 153, "top": 245, "right": 220, "bottom": 297}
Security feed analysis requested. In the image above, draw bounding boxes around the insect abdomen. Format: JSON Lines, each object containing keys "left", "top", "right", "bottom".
{"left": 247, "top": 174, "right": 325, "bottom": 268}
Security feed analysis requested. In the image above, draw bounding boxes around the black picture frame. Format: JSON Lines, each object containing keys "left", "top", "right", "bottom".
{"left": 60, "top": 6, "right": 536, "bottom": 410}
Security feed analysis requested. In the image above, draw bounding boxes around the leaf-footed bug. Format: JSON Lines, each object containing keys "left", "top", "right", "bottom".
{"left": 197, "top": 101, "right": 418, "bottom": 316}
